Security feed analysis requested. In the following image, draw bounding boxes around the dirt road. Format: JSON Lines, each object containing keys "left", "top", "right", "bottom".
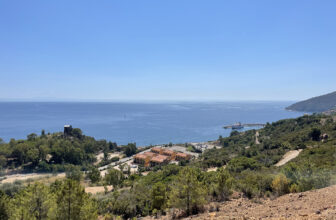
{"left": 275, "top": 149, "right": 302, "bottom": 167}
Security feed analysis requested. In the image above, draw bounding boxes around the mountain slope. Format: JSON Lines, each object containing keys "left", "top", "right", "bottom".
{"left": 180, "top": 184, "right": 336, "bottom": 220}
{"left": 286, "top": 91, "right": 336, "bottom": 112}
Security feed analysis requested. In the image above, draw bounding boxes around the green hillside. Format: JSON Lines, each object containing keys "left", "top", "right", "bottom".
{"left": 286, "top": 91, "right": 336, "bottom": 112}
{"left": 1, "top": 113, "right": 336, "bottom": 219}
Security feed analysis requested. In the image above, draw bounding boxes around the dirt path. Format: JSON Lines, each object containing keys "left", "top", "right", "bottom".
{"left": 255, "top": 131, "right": 260, "bottom": 144}
{"left": 0, "top": 172, "right": 65, "bottom": 184}
{"left": 275, "top": 149, "right": 302, "bottom": 167}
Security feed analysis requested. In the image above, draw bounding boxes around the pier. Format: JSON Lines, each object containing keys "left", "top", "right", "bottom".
{"left": 223, "top": 123, "right": 266, "bottom": 129}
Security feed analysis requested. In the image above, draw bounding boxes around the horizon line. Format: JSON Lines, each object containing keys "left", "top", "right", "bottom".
{"left": 0, "top": 98, "right": 299, "bottom": 103}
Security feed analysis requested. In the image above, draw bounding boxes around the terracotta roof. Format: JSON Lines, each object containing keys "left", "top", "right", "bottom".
{"left": 151, "top": 147, "right": 162, "bottom": 152}
{"left": 134, "top": 154, "right": 147, "bottom": 160}
{"left": 176, "top": 152, "right": 189, "bottom": 158}
{"left": 143, "top": 152, "right": 156, "bottom": 157}
{"left": 162, "top": 149, "right": 175, "bottom": 155}
{"left": 150, "top": 155, "right": 169, "bottom": 163}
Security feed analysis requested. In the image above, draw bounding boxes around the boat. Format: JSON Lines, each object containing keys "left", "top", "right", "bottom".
{"left": 231, "top": 122, "right": 243, "bottom": 129}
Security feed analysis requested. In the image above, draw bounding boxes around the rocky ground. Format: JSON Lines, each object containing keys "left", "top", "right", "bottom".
{"left": 147, "top": 185, "right": 336, "bottom": 220}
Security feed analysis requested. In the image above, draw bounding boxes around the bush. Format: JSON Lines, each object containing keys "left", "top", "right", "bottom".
{"left": 289, "top": 183, "right": 299, "bottom": 193}
{"left": 227, "top": 157, "right": 261, "bottom": 173}
{"left": 271, "top": 174, "right": 289, "bottom": 196}
{"left": 237, "top": 171, "right": 273, "bottom": 198}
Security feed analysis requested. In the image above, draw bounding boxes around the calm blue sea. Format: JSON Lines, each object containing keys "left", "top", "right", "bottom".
{"left": 0, "top": 102, "right": 302, "bottom": 146}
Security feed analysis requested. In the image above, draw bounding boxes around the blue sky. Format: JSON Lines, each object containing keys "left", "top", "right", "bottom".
{"left": 0, "top": 0, "right": 335, "bottom": 101}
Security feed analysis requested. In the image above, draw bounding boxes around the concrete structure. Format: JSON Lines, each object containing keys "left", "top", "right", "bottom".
{"left": 64, "top": 125, "right": 72, "bottom": 136}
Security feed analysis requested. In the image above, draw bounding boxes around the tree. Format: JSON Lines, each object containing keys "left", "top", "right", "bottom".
{"left": 71, "top": 128, "right": 83, "bottom": 139}
{"left": 104, "top": 168, "right": 124, "bottom": 190}
{"left": 65, "top": 165, "right": 83, "bottom": 182}
{"left": 230, "top": 130, "right": 239, "bottom": 137}
{"left": 309, "top": 128, "right": 321, "bottom": 141}
{"left": 0, "top": 155, "right": 7, "bottom": 169}
{"left": 151, "top": 182, "right": 166, "bottom": 211}
{"left": 168, "top": 167, "right": 207, "bottom": 216}
{"left": 55, "top": 179, "right": 97, "bottom": 220}
{"left": 87, "top": 167, "right": 101, "bottom": 183}
{"left": 108, "top": 142, "right": 117, "bottom": 151}
{"left": 27, "top": 133, "right": 37, "bottom": 141}
{"left": 272, "top": 174, "right": 289, "bottom": 196}
{"left": 10, "top": 183, "right": 56, "bottom": 220}
{"left": 0, "top": 191, "right": 10, "bottom": 220}
{"left": 227, "top": 157, "right": 261, "bottom": 173}
{"left": 41, "top": 130, "right": 46, "bottom": 138}
{"left": 123, "top": 143, "right": 136, "bottom": 157}
{"left": 215, "top": 168, "right": 233, "bottom": 201}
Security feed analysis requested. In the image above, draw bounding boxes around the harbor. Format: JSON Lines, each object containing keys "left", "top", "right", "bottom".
{"left": 223, "top": 122, "right": 266, "bottom": 129}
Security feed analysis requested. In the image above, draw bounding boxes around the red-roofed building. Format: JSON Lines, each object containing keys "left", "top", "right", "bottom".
{"left": 150, "top": 155, "right": 169, "bottom": 167}
{"left": 134, "top": 151, "right": 156, "bottom": 165}
{"left": 162, "top": 149, "right": 176, "bottom": 159}
{"left": 175, "top": 152, "right": 191, "bottom": 161}
{"left": 151, "top": 147, "right": 163, "bottom": 154}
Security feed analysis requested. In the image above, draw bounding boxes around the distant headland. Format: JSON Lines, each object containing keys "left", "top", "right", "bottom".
{"left": 286, "top": 91, "right": 336, "bottom": 113}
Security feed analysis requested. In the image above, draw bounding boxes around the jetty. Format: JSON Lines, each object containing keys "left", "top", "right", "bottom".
{"left": 223, "top": 122, "right": 266, "bottom": 129}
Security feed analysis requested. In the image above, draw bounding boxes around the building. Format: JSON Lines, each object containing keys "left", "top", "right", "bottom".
{"left": 175, "top": 152, "right": 191, "bottom": 161}
{"left": 64, "top": 125, "right": 72, "bottom": 136}
{"left": 134, "top": 147, "right": 192, "bottom": 167}
{"left": 162, "top": 149, "right": 176, "bottom": 160}
{"left": 133, "top": 154, "right": 147, "bottom": 165}
{"left": 133, "top": 152, "right": 156, "bottom": 165}
{"left": 150, "top": 155, "right": 169, "bottom": 167}
{"left": 151, "top": 147, "right": 163, "bottom": 154}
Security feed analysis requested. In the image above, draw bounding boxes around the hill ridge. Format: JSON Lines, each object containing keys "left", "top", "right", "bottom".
{"left": 286, "top": 91, "right": 336, "bottom": 112}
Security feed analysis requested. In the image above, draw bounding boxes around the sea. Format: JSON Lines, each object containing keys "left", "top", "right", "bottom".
{"left": 0, "top": 101, "right": 302, "bottom": 146}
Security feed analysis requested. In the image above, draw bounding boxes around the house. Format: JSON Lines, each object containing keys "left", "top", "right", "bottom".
{"left": 150, "top": 155, "right": 169, "bottom": 167}
{"left": 133, "top": 154, "right": 147, "bottom": 164}
{"left": 162, "top": 149, "right": 176, "bottom": 160}
{"left": 151, "top": 147, "right": 163, "bottom": 154}
{"left": 133, "top": 152, "right": 156, "bottom": 165}
{"left": 175, "top": 152, "right": 191, "bottom": 161}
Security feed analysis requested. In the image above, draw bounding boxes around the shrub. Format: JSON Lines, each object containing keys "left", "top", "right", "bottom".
{"left": 271, "top": 174, "right": 289, "bottom": 196}
{"left": 289, "top": 183, "right": 299, "bottom": 193}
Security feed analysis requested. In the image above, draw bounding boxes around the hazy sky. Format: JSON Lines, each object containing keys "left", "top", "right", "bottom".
{"left": 1, "top": 0, "right": 335, "bottom": 101}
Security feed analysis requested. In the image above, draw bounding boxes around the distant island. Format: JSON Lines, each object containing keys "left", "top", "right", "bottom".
{"left": 286, "top": 91, "right": 336, "bottom": 112}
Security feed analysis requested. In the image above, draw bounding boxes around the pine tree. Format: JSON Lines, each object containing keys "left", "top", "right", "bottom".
{"left": 215, "top": 168, "right": 233, "bottom": 201}
{"left": 151, "top": 182, "right": 166, "bottom": 211}
{"left": 10, "top": 183, "right": 56, "bottom": 220}
{"left": 104, "top": 168, "right": 124, "bottom": 190}
{"left": 55, "top": 179, "right": 97, "bottom": 220}
{"left": 168, "top": 167, "right": 207, "bottom": 216}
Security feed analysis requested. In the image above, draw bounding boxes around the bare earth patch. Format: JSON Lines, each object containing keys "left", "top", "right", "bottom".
{"left": 275, "top": 149, "right": 302, "bottom": 167}
{"left": 85, "top": 185, "right": 113, "bottom": 194}
{"left": 185, "top": 185, "right": 336, "bottom": 220}
{"left": 255, "top": 131, "right": 260, "bottom": 145}
{"left": 0, "top": 172, "right": 65, "bottom": 184}
{"left": 145, "top": 185, "right": 336, "bottom": 220}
